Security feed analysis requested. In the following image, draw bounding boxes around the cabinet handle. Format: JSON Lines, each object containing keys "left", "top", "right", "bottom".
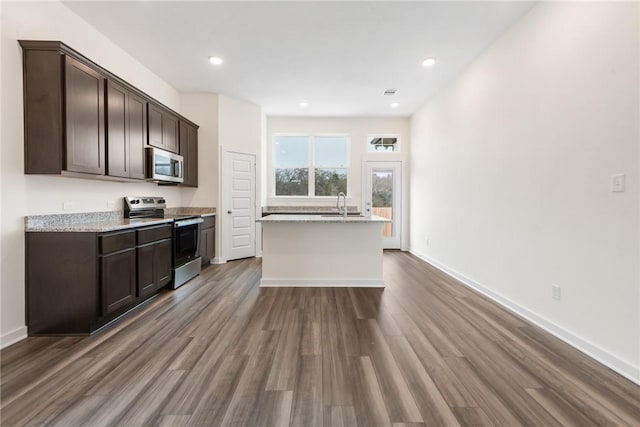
{"left": 227, "top": 210, "right": 232, "bottom": 214}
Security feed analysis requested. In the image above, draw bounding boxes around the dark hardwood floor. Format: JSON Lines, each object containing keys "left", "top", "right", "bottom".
{"left": 1, "top": 252, "right": 639, "bottom": 426}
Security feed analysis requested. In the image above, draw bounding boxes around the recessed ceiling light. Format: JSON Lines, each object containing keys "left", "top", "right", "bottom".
{"left": 299, "top": 101, "right": 308, "bottom": 107}
{"left": 208, "top": 56, "right": 223, "bottom": 65}
{"left": 422, "top": 57, "right": 436, "bottom": 67}
{"left": 390, "top": 102, "right": 400, "bottom": 108}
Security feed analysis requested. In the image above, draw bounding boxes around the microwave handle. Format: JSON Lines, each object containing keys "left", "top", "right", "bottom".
{"left": 175, "top": 160, "right": 182, "bottom": 178}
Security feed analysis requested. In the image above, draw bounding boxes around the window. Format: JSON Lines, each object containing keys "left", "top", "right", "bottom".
{"left": 367, "top": 135, "right": 399, "bottom": 152}
{"left": 273, "top": 134, "right": 349, "bottom": 197}
{"left": 314, "top": 136, "right": 348, "bottom": 196}
{"left": 274, "top": 135, "right": 309, "bottom": 196}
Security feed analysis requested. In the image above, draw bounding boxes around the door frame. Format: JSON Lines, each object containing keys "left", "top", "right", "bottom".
{"left": 363, "top": 160, "right": 402, "bottom": 249}
{"left": 221, "top": 150, "right": 257, "bottom": 262}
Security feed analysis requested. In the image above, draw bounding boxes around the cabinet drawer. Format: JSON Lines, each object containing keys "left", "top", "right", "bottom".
{"left": 137, "top": 224, "right": 172, "bottom": 245}
{"left": 100, "top": 230, "right": 136, "bottom": 254}
{"left": 201, "top": 216, "right": 215, "bottom": 229}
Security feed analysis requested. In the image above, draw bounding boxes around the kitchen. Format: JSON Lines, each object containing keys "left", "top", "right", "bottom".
{"left": 2, "top": 1, "right": 639, "bottom": 425}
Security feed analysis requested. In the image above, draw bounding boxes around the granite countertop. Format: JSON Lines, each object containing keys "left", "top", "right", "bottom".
{"left": 257, "top": 214, "right": 390, "bottom": 224}
{"left": 165, "top": 207, "right": 216, "bottom": 217}
{"left": 262, "top": 206, "right": 360, "bottom": 215}
{"left": 25, "top": 206, "right": 216, "bottom": 232}
{"left": 25, "top": 212, "right": 173, "bottom": 232}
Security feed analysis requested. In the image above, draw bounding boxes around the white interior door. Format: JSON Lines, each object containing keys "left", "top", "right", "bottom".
{"left": 222, "top": 151, "right": 256, "bottom": 261}
{"left": 364, "top": 161, "right": 402, "bottom": 249}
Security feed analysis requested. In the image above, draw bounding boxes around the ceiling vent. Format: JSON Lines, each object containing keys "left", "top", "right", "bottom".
{"left": 383, "top": 88, "right": 398, "bottom": 96}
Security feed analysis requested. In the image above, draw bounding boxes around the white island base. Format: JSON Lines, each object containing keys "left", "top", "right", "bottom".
{"left": 258, "top": 215, "right": 389, "bottom": 287}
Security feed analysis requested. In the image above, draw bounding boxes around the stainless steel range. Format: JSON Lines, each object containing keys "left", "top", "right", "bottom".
{"left": 124, "top": 196, "right": 203, "bottom": 289}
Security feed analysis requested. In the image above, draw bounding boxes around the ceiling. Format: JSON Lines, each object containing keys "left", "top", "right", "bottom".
{"left": 63, "top": 1, "right": 536, "bottom": 117}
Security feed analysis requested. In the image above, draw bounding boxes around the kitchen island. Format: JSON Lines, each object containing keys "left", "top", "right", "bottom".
{"left": 257, "top": 214, "right": 390, "bottom": 287}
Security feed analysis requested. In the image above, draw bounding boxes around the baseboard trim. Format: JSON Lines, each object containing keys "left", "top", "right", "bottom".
{"left": 409, "top": 249, "right": 640, "bottom": 385}
{"left": 260, "top": 278, "right": 385, "bottom": 287}
{"left": 211, "top": 257, "right": 227, "bottom": 265}
{"left": 1, "top": 326, "right": 28, "bottom": 349}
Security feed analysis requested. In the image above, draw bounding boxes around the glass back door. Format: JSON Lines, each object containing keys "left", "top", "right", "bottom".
{"left": 364, "top": 161, "right": 402, "bottom": 249}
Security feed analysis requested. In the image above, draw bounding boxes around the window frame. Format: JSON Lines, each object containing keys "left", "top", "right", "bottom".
{"left": 273, "top": 133, "right": 312, "bottom": 197}
{"left": 271, "top": 133, "right": 350, "bottom": 199}
{"left": 366, "top": 134, "right": 401, "bottom": 153}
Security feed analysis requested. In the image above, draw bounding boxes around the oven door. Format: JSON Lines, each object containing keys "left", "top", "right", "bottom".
{"left": 173, "top": 219, "right": 202, "bottom": 267}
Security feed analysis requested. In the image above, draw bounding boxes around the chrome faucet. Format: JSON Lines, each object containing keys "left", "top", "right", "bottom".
{"left": 336, "top": 192, "right": 347, "bottom": 218}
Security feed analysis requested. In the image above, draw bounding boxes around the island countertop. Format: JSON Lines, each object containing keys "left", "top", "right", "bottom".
{"left": 259, "top": 213, "right": 388, "bottom": 287}
{"left": 257, "top": 214, "right": 390, "bottom": 223}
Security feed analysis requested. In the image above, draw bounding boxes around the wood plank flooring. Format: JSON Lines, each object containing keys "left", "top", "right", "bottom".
{"left": 1, "top": 252, "right": 639, "bottom": 426}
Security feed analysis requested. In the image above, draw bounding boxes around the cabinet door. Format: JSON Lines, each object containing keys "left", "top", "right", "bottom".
{"left": 201, "top": 227, "right": 214, "bottom": 261}
{"left": 180, "top": 121, "right": 198, "bottom": 187}
{"left": 101, "top": 248, "right": 136, "bottom": 315}
{"left": 148, "top": 103, "right": 179, "bottom": 154}
{"left": 137, "top": 243, "right": 156, "bottom": 297}
{"left": 128, "top": 92, "right": 147, "bottom": 179}
{"left": 148, "top": 103, "right": 163, "bottom": 149}
{"left": 163, "top": 113, "right": 179, "bottom": 153}
{"left": 155, "top": 239, "right": 172, "bottom": 287}
{"left": 199, "top": 227, "right": 207, "bottom": 261}
{"left": 65, "top": 56, "right": 105, "bottom": 175}
{"left": 207, "top": 227, "right": 215, "bottom": 260}
{"left": 138, "top": 238, "right": 172, "bottom": 297}
{"left": 106, "top": 80, "right": 128, "bottom": 178}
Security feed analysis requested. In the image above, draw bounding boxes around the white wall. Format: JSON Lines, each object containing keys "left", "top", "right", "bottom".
{"left": 410, "top": 2, "right": 639, "bottom": 382}
{"left": 180, "top": 92, "right": 219, "bottom": 209}
{"left": 0, "top": 1, "right": 187, "bottom": 346}
{"left": 267, "top": 117, "right": 410, "bottom": 248}
{"left": 218, "top": 95, "right": 263, "bottom": 261}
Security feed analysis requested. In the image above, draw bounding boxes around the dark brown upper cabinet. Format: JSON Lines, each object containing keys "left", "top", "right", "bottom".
{"left": 106, "top": 80, "right": 146, "bottom": 179}
{"left": 65, "top": 56, "right": 106, "bottom": 175}
{"left": 20, "top": 41, "right": 107, "bottom": 175}
{"left": 20, "top": 40, "right": 198, "bottom": 179}
{"left": 179, "top": 121, "right": 199, "bottom": 187}
{"left": 148, "top": 103, "right": 179, "bottom": 154}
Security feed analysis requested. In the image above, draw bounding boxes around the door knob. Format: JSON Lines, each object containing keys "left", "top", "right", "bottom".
{"left": 227, "top": 210, "right": 232, "bottom": 214}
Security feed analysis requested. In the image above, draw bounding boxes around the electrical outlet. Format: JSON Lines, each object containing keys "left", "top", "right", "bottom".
{"left": 551, "top": 284, "right": 561, "bottom": 301}
{"left": 63, "top": 201, "right": 74, "bottom": 211}
{"left": 612, "top": 174, "right": 625, "bottom": 192}
{"left": 426, "top": 238, "right": 430, "bottom": 246}
{"left": 107, "top": 200, "right": 116, "bottom": 209}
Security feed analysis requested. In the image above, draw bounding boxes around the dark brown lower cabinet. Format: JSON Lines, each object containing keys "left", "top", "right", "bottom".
{"left": 26, "top": 223, "right": 173, "bottom": 335}
{"left": 138, "top": 238, "right": 171, "bottom": 298}
{"left": 101, "top": 248, "right": 136, "bottom": 315}
{"left": 155, "top": 239, "right": 172, "bottom": 285}
{"left": 200, "top": 216, "right": 215, "bottom": 265}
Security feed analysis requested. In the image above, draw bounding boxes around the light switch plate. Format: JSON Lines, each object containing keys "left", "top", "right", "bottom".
{"left": 612, "top": 174, "right": 625, "bottom": 192}
{"left": 107, "top": 200, "right": 116, "bottom": 209}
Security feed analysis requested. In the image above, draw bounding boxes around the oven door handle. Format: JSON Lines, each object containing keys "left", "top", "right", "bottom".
{"left": 174, "top": 218, "right": 204, "bottom": 228}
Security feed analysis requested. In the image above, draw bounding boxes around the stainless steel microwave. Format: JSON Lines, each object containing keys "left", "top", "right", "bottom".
{"left": 146, "top": 147, "right": 183, "bottom": 183}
